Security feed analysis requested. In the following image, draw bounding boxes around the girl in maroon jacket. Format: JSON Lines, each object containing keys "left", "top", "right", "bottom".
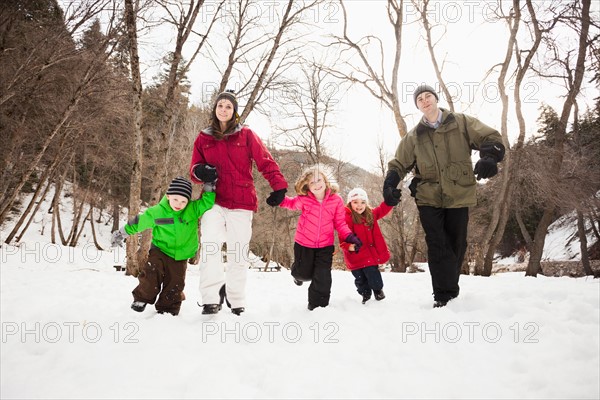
{"left": 190, "top": 90, "right": 287, "bottom": 315}
{"left": 279, "top": 164, "right": 362, "bottom": 310}
{"left": 340, "top": 188, "right": 394, "bottom": 304}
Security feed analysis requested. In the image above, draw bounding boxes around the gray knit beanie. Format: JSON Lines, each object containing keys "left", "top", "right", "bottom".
{"left": 413, "top": 84, "right": 439, "bottom": 107}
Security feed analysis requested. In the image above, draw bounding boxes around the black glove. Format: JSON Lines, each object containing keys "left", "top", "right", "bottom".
{"left": 345, "top": 233, "right": 362, "bottom": 253}
{"left": 111, "top": 228, "right": 128, "bottom": 248}
{"left": 383, "top": 170, "right": 400, "bottom": 190}
{"left": 383, "top": 188, "right": 401, "bottom": 206}
{"left": 266, "top": 188, "right": 287, "bottom": 207}
{"left": 383, "top": 170, "right": 401, "bottom": 206}
{"left": 474, "top": 156, "right": 498, "bottom": 180}
{"left": 408, "top": 177, "right": 421, "bottom": 198}
{"left": 193, "top": 164, "right": 218, "bottom": 183}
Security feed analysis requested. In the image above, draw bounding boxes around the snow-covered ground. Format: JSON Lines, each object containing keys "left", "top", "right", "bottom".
{"left": 1, "top": 187, "right": 599, "bottom": 399}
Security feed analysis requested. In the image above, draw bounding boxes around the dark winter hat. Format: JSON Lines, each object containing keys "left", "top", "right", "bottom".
{"left": 215, "top": 89, "right": 239, "bottom": 116}
{"left": 413, "top": 84, "right": 439, "bottom": 107}
{"left": 166, "top": 176, "right": 192, "bottom": 200}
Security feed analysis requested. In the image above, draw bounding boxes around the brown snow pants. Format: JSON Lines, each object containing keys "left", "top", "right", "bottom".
{"left": 132, "top": 247, "right": 187, "bottom": 315}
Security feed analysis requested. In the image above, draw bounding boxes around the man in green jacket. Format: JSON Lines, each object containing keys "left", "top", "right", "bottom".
{"left": 111, "top": 176, "right": 216, "bottom": 315}
{"left": 383, "top": 84, "right": 505, "bottom": 308}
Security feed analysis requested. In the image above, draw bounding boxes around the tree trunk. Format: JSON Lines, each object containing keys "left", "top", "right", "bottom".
{"left": 50, "top": 166, "right": 69, "bottom": 245}
{"left": 525, "top": 208, "right": 554, "bottom": 276}
{"left": 124, "top": 0, "right": 145, "bottom": 277}
{"left": 577, "top": 209, "right": 594, "bottom": 276}
{"left": 4, "top": 174, "right": 50, "bottom": 244}
{"left": 13, "top": 179, "right": 52, "bottom": 243}
{"left": 389, "top": 206, "right": 407, "bottom": 272}
{"left": 111, "top": 199, "right": 120, "bottom": 233}
{"left": 72, "top": 207, "right": 92, "bottom": 247}
{"left": 477, "top": 0, "right": 520, "bottom": 273}
{"left": 418, "top": 0, "right": 455, "bottom": 111}
{"left": 263, "top": 208, "right": 279, "bottom": 271}
{"left": 89, "top": 206, "right": 104, "bottom": 251}
{"left": 67, "top": 191, "right": 87, "bottom": 246}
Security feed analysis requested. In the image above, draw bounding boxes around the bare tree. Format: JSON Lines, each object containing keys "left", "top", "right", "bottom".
{"left": 123, "top": 0, "right": 145, "bottom": 275}
{"left": 272, "top": 60, "right": 344, "bottom": 163}
{"left": 411, "top": 0, "right": 455, "bottom": 111}
{"left": 526, "top": 0, "right": 592, "bottom": 276}
{"left": 328, "top": 0, "right": 408, "bottom": 138}
{"left": 209, "top": 0, "right": 322, "bottom": 121}
{"left": 150, "top": 0, "right": 222, "bottom": 192}
{"left": 0, "top": 0, "right": 120, "bottom": 226}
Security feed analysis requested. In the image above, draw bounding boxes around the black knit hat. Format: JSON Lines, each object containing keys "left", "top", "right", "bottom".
{"left": 215, "top": 89, "right": 238, "bottom": 116}
{"left": 166, "top": 176, "right": 192, "bottom": 200}
{"left": 413, "top": 84, "right": 439, "bottom": 107}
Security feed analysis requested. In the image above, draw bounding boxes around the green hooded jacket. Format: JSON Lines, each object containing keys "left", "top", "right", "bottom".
{"left": 124, "top": 192, "right": 216, "bottom": 261}
{"left": 388, "top": 109, "right": 502, "bottom": 208}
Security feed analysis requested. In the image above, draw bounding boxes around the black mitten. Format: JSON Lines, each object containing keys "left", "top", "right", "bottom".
{"left": 474, "top": 156, "right": 498, "bottom": 180}
{"left": 266, "top": 188, "right": 287, "bottom": 207}
{"left": 193, "top": 164, "right": 218, "bottom": 183}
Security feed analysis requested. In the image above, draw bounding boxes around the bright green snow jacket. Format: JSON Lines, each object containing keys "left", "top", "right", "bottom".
{"left": 388, "top": 109, "right": 502, "bottom": 208}
{"left": 124, "top": 192, "right": 216, "bottom": 261}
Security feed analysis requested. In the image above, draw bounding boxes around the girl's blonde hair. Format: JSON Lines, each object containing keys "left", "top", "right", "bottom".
{"left": 294, "top": 164, "right": 339, "bottom": 195}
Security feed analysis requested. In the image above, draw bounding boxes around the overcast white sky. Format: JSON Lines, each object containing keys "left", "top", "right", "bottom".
{"left": 134, "top": 0, "right": 599, "bottom": 172}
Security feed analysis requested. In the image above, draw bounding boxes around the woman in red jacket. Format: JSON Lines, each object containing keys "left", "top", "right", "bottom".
{"left": 190, "top": 90, "right": 287, "bottom": 315}
{"left": 341, "top": 188, "right": 394, "bottom": 304}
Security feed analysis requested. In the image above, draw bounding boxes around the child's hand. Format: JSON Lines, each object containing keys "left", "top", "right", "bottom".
{"left": 345, "top": 233, "right": 362, "bottom": 253}
{"left": 111, "top": 228, "right": 128, "bottom": 248}
{"left": 348, "top": 244, "right": 355, "bottom": 252}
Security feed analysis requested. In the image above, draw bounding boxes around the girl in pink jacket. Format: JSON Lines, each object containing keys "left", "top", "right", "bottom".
{"left": 279, "top": 164, "right": 362, "bottom": 310}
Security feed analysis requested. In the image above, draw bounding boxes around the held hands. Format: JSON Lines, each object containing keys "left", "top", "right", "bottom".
{"left": 474, "top": 156, "right": 498, "bottom": 180}
{"left": 345, "top": 233, "right": 362, "bottom": 253}
{"left": 203, "top": 181, "right": 216, "bottom": 192}
{"left": 266, "top": 188, "right": 287, "bottom": 207}
{"left": 193, "top": 164, "right": 218, "bottom": 183}
{"left": 111, "top": 228, "right": 128, "bottom": 248}
{"left": 382, "top": 170, "right": 401, "bottom": 206}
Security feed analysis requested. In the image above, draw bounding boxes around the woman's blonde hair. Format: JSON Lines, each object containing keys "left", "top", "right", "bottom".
{"left": 294, "top": 164, "right": 339, "bottom": 195}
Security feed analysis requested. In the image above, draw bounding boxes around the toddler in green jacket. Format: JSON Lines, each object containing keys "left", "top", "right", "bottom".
{"left": 111, "top": 176, "right": 216, "bottom": 315}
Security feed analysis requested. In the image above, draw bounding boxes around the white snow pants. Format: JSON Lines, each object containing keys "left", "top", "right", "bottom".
{"left": 199, "top": 204, "right": 253, "bottom": 308}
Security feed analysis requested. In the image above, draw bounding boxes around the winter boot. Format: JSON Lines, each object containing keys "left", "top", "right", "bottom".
{"left": 307, "top": 303, "right": 317, "bottom": 311}
{"left": 157, "top": 310, "right": 177, "bottom": 316}
{"left": 131, "top": 301, "right": 147, "bottom": 312}
{"left": 219, "top": 284, "right": 231, "bottom": 308}
{"left": 433, "top": 300, "right": 448, "bottom": 308}
{"left": 293, "top": 278, "right": 303, "bottom": 286}
{"left": 374, "top": 290, "right": 386, "bottom": 301}
{"left": 201, "top": 304, "right": 222, "bottom": 314}
{"left": 361, "top": 292, "right": 371, "bottom": 304}
{"left": 231, "top": 307, "right": 245, "bottom": 316}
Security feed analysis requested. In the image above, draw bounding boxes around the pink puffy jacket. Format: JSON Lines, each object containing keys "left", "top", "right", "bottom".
{"left": 280, "top": 190, "right": 353, "bottom": 249}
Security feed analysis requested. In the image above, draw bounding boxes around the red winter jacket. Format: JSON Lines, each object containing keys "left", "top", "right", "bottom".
{"left": 190, "top": 125, "right": 287, "bottom": 212}
{"left": 280, "top": 190, "right": 353, "bottom": 249}
{"left": 340, "top": 201, "right": 393, "bottom": 270}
